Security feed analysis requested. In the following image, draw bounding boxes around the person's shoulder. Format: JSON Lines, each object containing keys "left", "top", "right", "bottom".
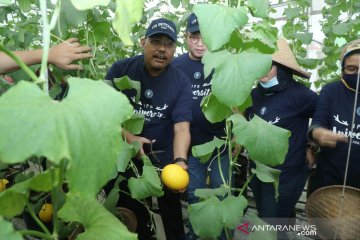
{"left": 322, "top": 80, "right": 341, "bottom": 89}
{"left": 172, "top": 53, "right": 189, "bottom": 65}
{"left": 107, "top": 55, "right": 143, "bottom": 80}
{"left": 320, "top": 80, "right": 342, "bottom": 94}
{"left": 113, "top": 55, "right": 142, "bottom": 66}
{"left": 290, "top": 81, "right": 317, "bottom": 94}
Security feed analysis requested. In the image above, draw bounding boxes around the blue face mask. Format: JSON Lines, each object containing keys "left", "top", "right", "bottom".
{"left": 259, "top": 76, "right": 279, "bottom": 89}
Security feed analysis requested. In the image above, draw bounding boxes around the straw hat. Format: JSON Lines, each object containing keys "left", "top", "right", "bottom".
{"left": 340, "top": 39, "right": 360, "bottom": 67}
{"left": 272, "top": 39, "right": 311, "bottom": 79}
{"left": 306, "top": 185, "right": 360, "bottom": 240}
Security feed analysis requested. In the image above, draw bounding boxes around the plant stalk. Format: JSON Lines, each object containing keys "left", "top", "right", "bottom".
{"left": 51, "top": 160, "right": 65, "bottom": 238}
{"left": 26, "top": 197, "right": 51, "bottom": 236}
{"left": 239, "top": 173, "right": 255, "bottom": 196}
{"left": 39, "top": 0, "right": 50, "bottom": 94}
{"left": 19, "top": 230, "right": 53, "bottom": 240}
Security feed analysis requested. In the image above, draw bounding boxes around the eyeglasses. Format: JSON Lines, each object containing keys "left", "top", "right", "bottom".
{"left": 343, "top": 65, "right": 359, "bottom": 74}
{"left": 147, "top": 38, "right": 176, "bottom": 50}
{"left": 188, "top": 35, "right": 203, "bottom": 44}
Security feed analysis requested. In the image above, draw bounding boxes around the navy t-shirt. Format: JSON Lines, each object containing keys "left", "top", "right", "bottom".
{"left": 246, "top": 81, "right": 318, "bottom": 181}
{"left": 310, "top": 81, "right": 360, "bottom": 189}
{"left": 105, "top": 55, "right": 192, "bottom": 167}
{"left": 172, "top": 53, "right": 225, "bottom": 147}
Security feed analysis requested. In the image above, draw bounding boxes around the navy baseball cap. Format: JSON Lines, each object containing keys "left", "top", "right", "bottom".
{"left": 186, "top": 13, "right": 199, "bottom": 33}
{"left": 145, "top": 18, "right": 177, "bottom": 42}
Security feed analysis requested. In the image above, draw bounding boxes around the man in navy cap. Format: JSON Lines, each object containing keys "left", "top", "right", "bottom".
{"left": 173, "top": 13, "right": 231, "bottom": 240}
{"left": 106, "top": 18, "right": 192, "bottom": 239}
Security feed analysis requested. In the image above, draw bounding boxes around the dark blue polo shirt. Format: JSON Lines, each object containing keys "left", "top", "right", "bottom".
{"left": 310, "top": 81, "right": 360, "bottom": 189}
{"left": 106, "top": 55, "right": 192, "bottom": 167}
{"left": 246, "top": 81, "right": 318, "bottom": 181}
{"left": 172, "top": 53, "right": 225, "bottom": 147}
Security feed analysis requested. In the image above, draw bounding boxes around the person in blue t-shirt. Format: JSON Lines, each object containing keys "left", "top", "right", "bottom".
{"left": 105, "top": 18, "right": 192, "bottom": 240}
{"left": 245, "top": 39, "right": 318, "bottom": 238}
{"left": 172, "top": 13, "right": 231, "bottom": 240}
{"left": 308, "top": 39, "right": 360, "bottom": 193}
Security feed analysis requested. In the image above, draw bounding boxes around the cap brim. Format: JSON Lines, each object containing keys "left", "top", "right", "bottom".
{"left": 147, "top": 31, "right": 176, "bottom": 42}
{"left": 187, "top": 25, "right": 200, "bottom": 33}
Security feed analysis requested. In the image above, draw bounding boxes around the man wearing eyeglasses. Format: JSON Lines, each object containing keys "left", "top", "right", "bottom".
{"left": 105, "top": 18, "right": 192, "bottom": 240}
{"left": 172, "top": 13, "right": 230, "bottom": 240}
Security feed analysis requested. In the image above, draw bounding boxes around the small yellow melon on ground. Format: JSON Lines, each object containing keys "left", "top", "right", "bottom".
{"left": 39, "top": 203, "right": 53, "bottom": 223}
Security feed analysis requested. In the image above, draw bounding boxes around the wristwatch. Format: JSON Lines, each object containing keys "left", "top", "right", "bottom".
{"left": 174, "top": 157, "right": 187, "bottom": 164}
{"left": 307, "top": 143, "right": 320, "bottom": 153}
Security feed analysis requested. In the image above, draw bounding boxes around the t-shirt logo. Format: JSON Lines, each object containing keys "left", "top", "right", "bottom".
{"left": 145, "top": 89, "right": 153, "bottom": 98}
{"left": 260, "top": 106, "right": 267, "bottom": 115}
{"left": 194, "top": 72, "right": 201, "bottom": 79}
{"left": 357, "top": 107, "right": 360, "bottom": 116}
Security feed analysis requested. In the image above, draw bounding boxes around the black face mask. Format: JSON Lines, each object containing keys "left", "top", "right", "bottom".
{"left": 257, "top": 64, "right": 293, "bottom": 95}
{"left": 342, "top": 73, "right": 360, "bottom": 91}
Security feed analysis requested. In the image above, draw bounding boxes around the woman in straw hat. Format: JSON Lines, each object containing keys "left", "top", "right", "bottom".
{"left": 245, "top": 39, "right": 318, "bottom": 238}
{"left": 307, "top": 39, "right": 360, "bottom": 194}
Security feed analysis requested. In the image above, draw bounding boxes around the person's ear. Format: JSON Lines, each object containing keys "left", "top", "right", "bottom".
{"left": 140, "top": 37, "right": 146, "bottom": 47}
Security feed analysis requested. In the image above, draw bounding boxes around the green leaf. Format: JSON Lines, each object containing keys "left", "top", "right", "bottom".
{"left": 113, "top": 0, "right": 144, "bottom": 46}
{"left": 229, "top": 114, "right": 290, "bottom": 166}
{"left": 0, "top": 170, "right": 56, "bottom": 218}
{"left": 237, "top": 95, "right": 253, "bottom": 113}
{"left": 189, "top": 195, "right": 248, "bottom": 238}
{"left": 0, "top": 0, "right": 11, "bottom": 5}
{"left": 53, "top": 15, "right": 69, "bottom": 39}
{"left": 58, "top": 193, "right": 137, "bottom": 240}
{"left": 203, "top": 50, "right": 271, "bottom": 107}
{"left": 0, "top": 186, "right": 26, "bottom": 218}
{"left": 0, "top": 79, "right": 133, "bottom": 198}
{"left": 248, "top": 0, "right": 270, "bottom": 18}
{"left": 194, "top": 185, "right": 228, "bottom": 199}
{"left": 0, "top": 216, "right": 23, "bottom": 240}
{"left": 189, "top": 197, "right": 222, "bottom": 237}
{"left": 92, "top": 21, "right": 111, "bottom": 42}
{"left": 116, "top": 140, "right": 135, "bottom": 172}
{"left": 103, "top": 175, "right": 125, "bottom": 214}
{"left": 294, "top": 32, "right": 313, "bottom": 44}
{"left": 113, "top": 76, "right": 141, "bottom": 102}
{"left": 221, "top": 195, "right": 247, "bottom": 228}
{"left": 251, "top": 161, "right": 281, "bottom": 199}
{"left": 123, "top": 113, "right": 144, "bottom": 134}
{"left": 128, "top": 165, "right": 163, "bottom": 199}
{"left": 296, "top": 57, "right": 319, "bottom": 69}
{"left": 18, "top": 0, "right": 31, "bottom": 13}
{"left": 250, "top": 22, "right": 278, "bottom": 50}
{"left": 193, "top": 4, "right": 248, "bottom": 51}
{"left": 62, "top": 0, "right": 88, "bottom": 28}
{"left": 171, "top": 0, "right": 181, "bottom": 8}
{"left": 29, "top": 169, "right": 59, "bottom": 192}
{"left": 284, "top": 7, "right": 301, "bottom": 20}
{"left": 201, "top": 93, "right": 232, "bottom": 123}
{"left": 70, "top": 0, "right": 111, "bottom": 10}
{"left": 332, "top": 23, "right": 350, "bottom": 36}
{"left": 192, "top": 137, "right": 226, "bottom": 163}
